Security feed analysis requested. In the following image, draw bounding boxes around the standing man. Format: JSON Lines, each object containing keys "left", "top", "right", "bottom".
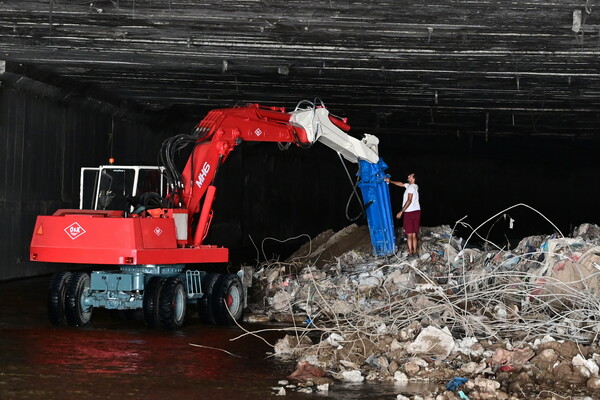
{"left": 385, "top": 173, "right": 421, "bottom": 256}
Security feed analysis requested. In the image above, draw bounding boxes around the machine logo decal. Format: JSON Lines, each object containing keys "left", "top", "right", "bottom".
{"left": 154, "top": 227, "right": 163, "bottom": 236}
{"left": 254, "top": 128, "right": 263, "bottom": 136}
{"left": 195, "top": 162, "right": 211, "bottom": 189}
{"left": 65, "top": 222, "right": 86, "bottom": 240}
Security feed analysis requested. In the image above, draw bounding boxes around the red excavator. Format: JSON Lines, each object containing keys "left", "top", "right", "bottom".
{"left": 30, "top": 99, "right": 396, "bottom": 329}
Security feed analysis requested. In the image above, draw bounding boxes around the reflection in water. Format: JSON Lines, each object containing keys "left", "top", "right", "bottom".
{"left": 0, "top": 278, "right": 434, "bottom": 400}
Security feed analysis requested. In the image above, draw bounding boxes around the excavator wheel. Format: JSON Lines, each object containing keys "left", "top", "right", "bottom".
{"left": 211, "top": 274, "right": 244, "bottom": 325}
{"left": 48, "top": 271, "right": 72, "bottom": 326}
{"left": 65, "top": 271, "right": 92, "bottom": 327}
{"left": 143, "top": 276, "right": 165, "bottom": 328}
{"left": 158, "top": 277, "right": 186, "bottom": 330}
{"left": 197, "top": 273, "right": 220, "bottom": 324}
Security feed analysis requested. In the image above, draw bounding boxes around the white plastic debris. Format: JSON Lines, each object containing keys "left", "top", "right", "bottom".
{"left": 452, "top": 337, "right": 484, "bottom": 357}
{"left": 376, "top": 323, "right": 387, "bottom": 335}
{"left": 406, "top": 326, "right": 455, "bottom": 360}
{"left": 493, "top": 304, "right": 508, "bottom": 320}
{"left": 325, "top": 333, "right": 344, "bottom": 348}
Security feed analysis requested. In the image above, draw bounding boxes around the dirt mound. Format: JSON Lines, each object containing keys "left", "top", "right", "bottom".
{"left": 285, "top": 224, "right": 372, "bottom": 267}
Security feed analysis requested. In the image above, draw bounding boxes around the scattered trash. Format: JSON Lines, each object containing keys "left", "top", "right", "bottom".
{"left": 457, "top": 390, "right": 470, "bottom": 400}
{"left": 446, "top": 377, "right": 469, "bottom": 391}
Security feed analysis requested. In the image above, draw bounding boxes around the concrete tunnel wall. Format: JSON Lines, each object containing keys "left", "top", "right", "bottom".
{"left": 0, "top": 84, "right": 169, "bottom": 281}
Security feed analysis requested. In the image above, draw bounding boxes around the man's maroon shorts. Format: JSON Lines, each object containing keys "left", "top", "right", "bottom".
{"left": 403, "top": 210, "right": 421, "bottom": 234}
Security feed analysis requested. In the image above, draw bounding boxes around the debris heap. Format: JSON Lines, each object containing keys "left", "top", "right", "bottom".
{"left": 247, "top": 222, "right": 600, "bottom": 399}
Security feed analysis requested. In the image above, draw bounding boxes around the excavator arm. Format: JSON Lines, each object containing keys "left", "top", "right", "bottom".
{"left": 170, "top": 101, "right": 396, "bottom": 255}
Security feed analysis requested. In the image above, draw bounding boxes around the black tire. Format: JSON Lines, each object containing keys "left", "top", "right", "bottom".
{"left": 212, "top": 274, "right": 244, "bottom": 325}
{"left": 158, "top": 277, "right": 187, "bottom": 330}
{"left": 143, "top": 276, "right": 165, "bottom": 328}
{"left": 65, "top": 272, "right": 92, "bottom": 327}
{"left": 198, "top": 273, "right": 220, "bottom": 324}
{"left": 48, "top": 271, "right": 72, "bottom": 326}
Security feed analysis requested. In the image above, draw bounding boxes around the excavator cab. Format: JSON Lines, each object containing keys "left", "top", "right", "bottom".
{"left": 80, "top": 165, "right": 166, "bottom": 212}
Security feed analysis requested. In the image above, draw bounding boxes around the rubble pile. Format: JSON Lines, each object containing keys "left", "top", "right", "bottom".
{"left": 247, "top": 222, "right": 600, "bottom": 399}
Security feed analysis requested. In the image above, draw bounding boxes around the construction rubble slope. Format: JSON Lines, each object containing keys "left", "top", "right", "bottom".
{"left": 247, "top": 221, "right": 600, "bottom": 399}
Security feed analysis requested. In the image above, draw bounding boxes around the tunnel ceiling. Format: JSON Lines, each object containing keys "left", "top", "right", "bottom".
{"left": 1, "top": 0, "right": 600, "bottom": 139}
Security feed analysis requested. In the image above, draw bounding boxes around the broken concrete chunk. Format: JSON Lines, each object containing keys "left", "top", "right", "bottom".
{"left": 357, "top": 273, "right": 382, "bottom": 292}
{"left": 340, "top": 370, "right": 364, "bottom": 382}
{"left": 274, "top": 335, "right": 313, "bottom": 355}
{"left": 464, "top": 377, "right": 501, "bottom": 392}
{"left": 384, "top": 270, "right": 412, "bottom": 291}
{"left": 287, "top": 361, "right": 327, "bottom": 382}
{"left": 573, "top": 354, "right": 600, "bottom": 378}
{"left": 587, "top": 377, "right": 600, "bottom": 389}
{"left": 390, "top": 339, "right": 403, "bottom": 351}
{"left": 270, "top": 291, "right": 292, "bottom": 311}
{"left": 274, "top": 387, "right": 286, "bottom": 396}
{"left": 316, "top": 383, "right": 329, "bottom": 392}
{"left": 530, "top": 348, "right": 559, "bottom": 372}
{"left": 403, "top": 361, "right": 420, "bottom": 376}
{"left": 394, "top": 371, "right": 409, "bottom": 382}
{"left": 339, "top": 359, "right": 360, "bottom": 369}
{"left": 329, "top": 299, "right": 353, "bottom": 314}
{"left": 488, "top": 347, "right": 534, "bottom": 369}
{"left": 459, "top": 361, "right": 479, "bottom": 374}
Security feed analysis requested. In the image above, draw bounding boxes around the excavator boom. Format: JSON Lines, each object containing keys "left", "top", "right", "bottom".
{"left": 175, "top": 101, "right": 396, "bottom": 255}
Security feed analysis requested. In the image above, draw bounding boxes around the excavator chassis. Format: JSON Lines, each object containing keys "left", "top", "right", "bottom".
{"left": 47, "top": 264, "right": 251, "bottom": 329}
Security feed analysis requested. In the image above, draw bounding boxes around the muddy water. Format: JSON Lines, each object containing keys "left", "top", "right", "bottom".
{"left": 0, "top": 277, "right": 430, "bottom": 399}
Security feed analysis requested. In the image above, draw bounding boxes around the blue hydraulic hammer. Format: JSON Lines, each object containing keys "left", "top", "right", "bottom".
{"left": 357, "top": 158, "right": 397, "bottom": 256}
